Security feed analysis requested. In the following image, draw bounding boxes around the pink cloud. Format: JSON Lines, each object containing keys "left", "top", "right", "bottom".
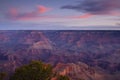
{"left": 37, "top": 5, "right": 51, "bottom": 13}
{"left": 66, "top": 12, "right": 120, "bottom": 19}
{"left": 6, "top": 5, "right": 52, "bottom": 20}
{"left": 110, "top": 11, "right": 120, "bottom": 16}
{"left": 9, "top": 8, "right": 18, "bottom": 17}
{"left": 16, "top": 15, "right": 55, "bottom": 21}
{"left": 69, "top": 14, "right": 92, "bottom": 19}
{"left": 76, "top": 14, "right": 92, "bottom": 18}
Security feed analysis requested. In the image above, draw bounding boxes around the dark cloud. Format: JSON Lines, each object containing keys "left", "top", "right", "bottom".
{"left": 61, "top": 0, "right": 120, "bottom": 15}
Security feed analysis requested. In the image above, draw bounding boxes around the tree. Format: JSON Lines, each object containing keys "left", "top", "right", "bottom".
{"left": 57, "top": 75, "right": 70, "bottom": 80}
{"left": 9, "top": 60, "right": 70, "bottom": 80}
{"left": 10, "top": 61, "right": 53, "bottom": 80}
{"left": 0, "top": 72, "right": 7, "bottom": 80}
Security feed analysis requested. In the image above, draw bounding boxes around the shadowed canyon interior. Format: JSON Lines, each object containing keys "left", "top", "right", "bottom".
{"left": 0, "top": 30, "right": 120, "bottom": 80}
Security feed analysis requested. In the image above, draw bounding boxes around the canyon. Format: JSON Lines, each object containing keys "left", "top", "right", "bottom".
{"left": 0, "top": 30, "right": 120, "bottom": 80}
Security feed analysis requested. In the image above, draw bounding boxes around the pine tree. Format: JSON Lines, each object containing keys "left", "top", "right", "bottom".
{"left": 9, "top": 60, "right": 70, "bottom": 80}
{"left": 57, "top": 75, "right": 70, "bottom": 80}
{"left": 0, "top": 72, "right": 7, "bottom": 80}
{"left": 10, "top": 61, "right": 53, "bottom": 80}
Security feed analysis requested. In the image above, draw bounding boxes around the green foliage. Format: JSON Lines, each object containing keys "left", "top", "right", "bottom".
{"left": 9, "top": 60, "right": 71, "bottom": 80}
{"left": 78, "top": 79, "right": 85, "bottom": 80}
{"left": 10, "top": 61, "right": 53, "bottom": 80}
{"left": 0, "top": 72, "right": 7, "bottom": 80}
{"left": 57, "top": 75, "right": 70, "bottom": 80}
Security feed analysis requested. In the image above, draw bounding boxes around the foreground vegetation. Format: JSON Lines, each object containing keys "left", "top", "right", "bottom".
{"left": 0, "top": 61, "right": 70, "bottom": 80}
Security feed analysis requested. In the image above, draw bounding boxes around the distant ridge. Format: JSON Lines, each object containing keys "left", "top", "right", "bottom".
{"left": 0, "top": 24, "right": 120, "bottom": 30}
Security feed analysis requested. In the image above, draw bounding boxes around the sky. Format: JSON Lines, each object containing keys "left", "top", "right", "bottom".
{"left": 0, "top": 0, "right": 120, "bottom": 30}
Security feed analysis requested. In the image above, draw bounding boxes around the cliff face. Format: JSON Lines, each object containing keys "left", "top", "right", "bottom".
{"left": 0, "top": 30, "right": 120, "bottom": 80}
{"left": 54, "top": 62, "right": 120, "bottom": 80}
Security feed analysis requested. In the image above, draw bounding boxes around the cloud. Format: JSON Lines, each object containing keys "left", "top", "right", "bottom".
{"left": 9, "top": 8, "right": 18, "bottom": 17}
{"left": 5, "top": 5, "right": 51, "bottom": 20}
{"left": 68, "top": 13, "right": 92, "bottom": 19}
{"left": 61, "top": 0, "right": 120, "bottom": 15}
{"left": 116, "top": 23, "right": 120, "bottom": 26}
{"left": 37, "top": 5, "right": 51, "bottom": 13}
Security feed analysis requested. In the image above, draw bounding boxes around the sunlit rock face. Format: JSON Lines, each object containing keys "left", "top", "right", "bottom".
{"left": 54, "top": 62, "right": 120, "bottom": 80}
{"left": 31, "top": 41, "right": 53, "bottom": 49}
{"left": 0, "top": 30, "right": 120, "bottom": 80}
